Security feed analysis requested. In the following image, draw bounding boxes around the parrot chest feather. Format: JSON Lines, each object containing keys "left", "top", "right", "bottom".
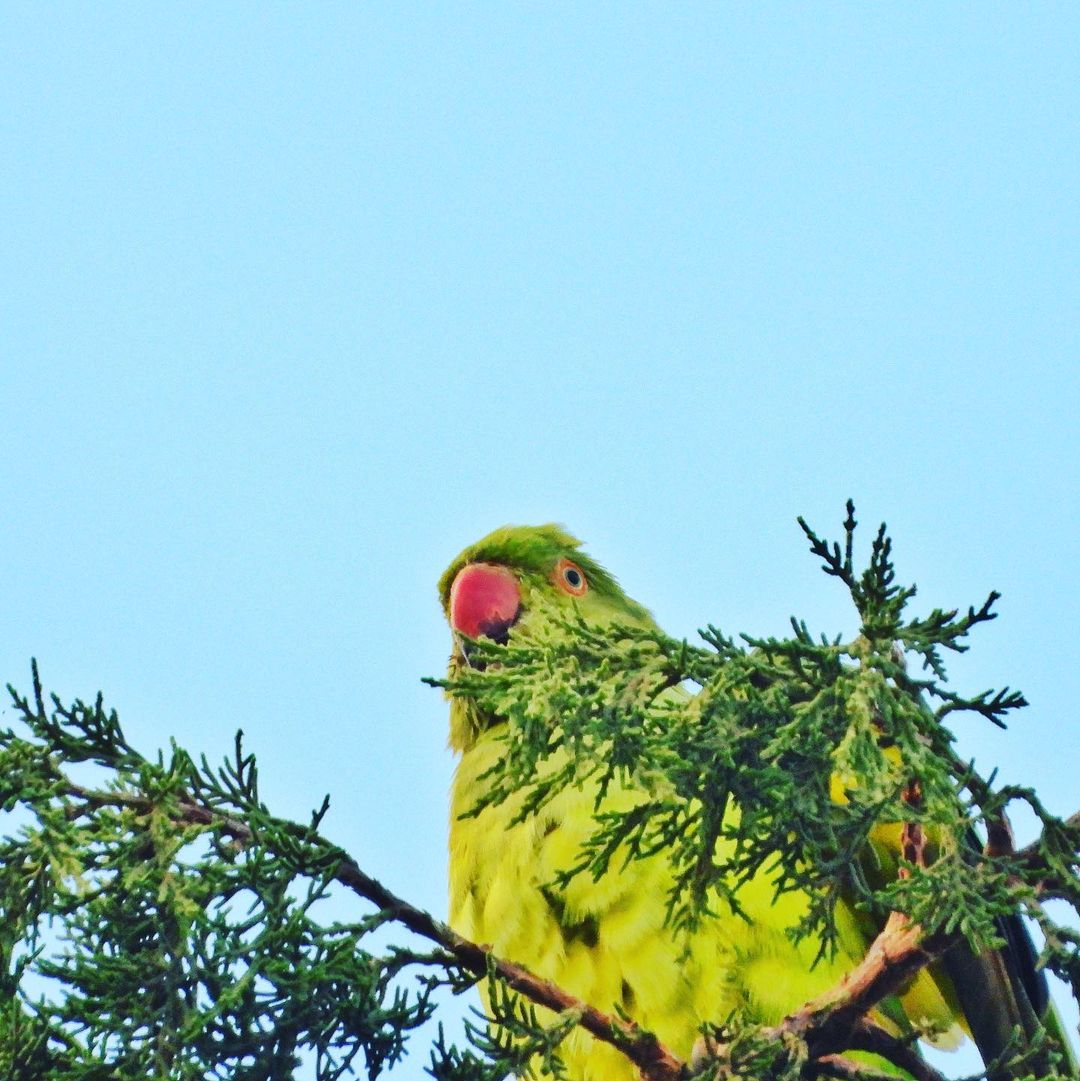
{"left": 448, "top": 727, "right": 898, "bottom": 1079}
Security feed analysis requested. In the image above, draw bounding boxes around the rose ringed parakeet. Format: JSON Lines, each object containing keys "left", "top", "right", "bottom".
{"left": 439, "top": 524, "right": 1066, "bottom": 1080}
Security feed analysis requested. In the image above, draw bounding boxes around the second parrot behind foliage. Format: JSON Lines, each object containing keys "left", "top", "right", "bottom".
{"left": 438, "top": 524, "right": 1059, "bottom": 1080}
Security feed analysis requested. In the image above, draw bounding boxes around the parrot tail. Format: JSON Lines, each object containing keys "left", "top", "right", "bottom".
{"left": 941, "top": 910, "right": 1078, "bottom": 1080}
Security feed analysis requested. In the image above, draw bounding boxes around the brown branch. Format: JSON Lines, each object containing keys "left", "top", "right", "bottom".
{"left": 331, "top": 857, "right": 684, "bottom": 1081}
{"left": 59, "top": 778, "right": 1080, "bottom": 1081}
{"left": 693, "top": 1012, "right": 948, "bottom": 1081}
{"left": 761, "top": 913, "right": 951, "bottom": 1068}
{"left": 755, "top": 779, "right": 951, "bottom": 1074}
{"left": 764, "top": 771, "right": 952, "bottom": 1069}
{"left": 692, "top": 793, "right": 1080, "bottom": 1079}
{"left": 64, "top": 781, "right": 251, "bottom": 839}
{"left": 60, "top": 781, "right": 685, "bottom": 1081}
{"left": 692, "top": 913, "right": 954, "bottom": 1077}
{"left": 846, "top": 1019, "right": 948, "bottom": 1081}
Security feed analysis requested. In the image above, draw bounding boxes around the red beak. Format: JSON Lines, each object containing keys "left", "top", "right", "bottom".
{"left": 449, "top": 563, "right": 521, "bottom": 641}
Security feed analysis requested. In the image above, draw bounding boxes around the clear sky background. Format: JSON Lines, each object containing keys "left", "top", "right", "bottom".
{"left": 2, "top": 6, "right": 1078, "bottom": 1078}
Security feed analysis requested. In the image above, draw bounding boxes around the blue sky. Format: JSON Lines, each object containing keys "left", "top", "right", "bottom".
{"left": 2, "top": 6, "right": 1078, "bottom": 1076}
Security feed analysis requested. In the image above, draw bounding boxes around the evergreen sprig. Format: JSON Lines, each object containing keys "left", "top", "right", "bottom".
{"left": 0, "top": 665, "right": 441, "bottom": 1080}
{"left": 437, "top": 505, "right": 1080, "bottom": 1077}
{"left": 2, "top": 505, "right": 1078, "bottom": 1079}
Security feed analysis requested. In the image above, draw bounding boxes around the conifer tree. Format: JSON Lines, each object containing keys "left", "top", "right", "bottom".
{"left": 2, "top": 506, "right": 1077, "bottom": 1080}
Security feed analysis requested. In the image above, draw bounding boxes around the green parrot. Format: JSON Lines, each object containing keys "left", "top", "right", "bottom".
{"left": 438, "top": 524, "right": 1065, "bottom": 1080}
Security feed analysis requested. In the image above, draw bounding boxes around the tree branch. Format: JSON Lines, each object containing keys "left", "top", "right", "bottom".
{"left": 1013, "top": 809, "right": 1080, "bottom": 896}
{"left": 57, "top": 777, "right": 1079, "bottom": 1081}
{"left": 756, "top": 913, "right": 951, "bottom": 1070}
{"left": 745, "top": 779, "right": 952, "bottom": 1075}
{"left": 846, "top": 1020, "right": 948, "bottom": 1081}
{"left": 60, "top": 781, "right": 685, "bottom": 1081}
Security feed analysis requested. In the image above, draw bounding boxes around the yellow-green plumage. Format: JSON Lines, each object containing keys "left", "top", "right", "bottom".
{"left": 450, "top": 731, "right": 904, "bottom": 1079}
{"left": 440, "top": 525, "right": 1006, "bottom": 1079}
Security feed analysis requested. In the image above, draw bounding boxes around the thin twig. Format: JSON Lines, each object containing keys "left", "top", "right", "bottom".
{"left": 847, "top": 1020, "right": 948, "bottom": 1081}
{"left": 1014, "top": 810, "right": 1080, "bottom": 896}
{"left": 816, "top": 1052, "right": 912, "bottom": 1081}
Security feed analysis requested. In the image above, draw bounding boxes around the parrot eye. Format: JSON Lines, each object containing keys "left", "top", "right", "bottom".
{"left": 554, "top": 558, "right": 588, "bottom": 596}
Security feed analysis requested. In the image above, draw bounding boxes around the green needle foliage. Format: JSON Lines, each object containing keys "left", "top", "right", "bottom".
{"left": 444, "top": 520, "right": 1032, "bottom": 950}
{"left": 0, "top": 686, "right": 442, "bottom": 1080}
{"left": 2, "top": 504, "right": 1078, "bottom": 1080}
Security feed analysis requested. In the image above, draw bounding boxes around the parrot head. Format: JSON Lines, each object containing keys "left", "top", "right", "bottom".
{"left": 438, "top": 524, "right": 656, "bottom": 748}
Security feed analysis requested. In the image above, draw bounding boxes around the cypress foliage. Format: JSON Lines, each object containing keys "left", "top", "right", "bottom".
{"left": 2, "top": 505, "right": 1077, "bottom": 1079}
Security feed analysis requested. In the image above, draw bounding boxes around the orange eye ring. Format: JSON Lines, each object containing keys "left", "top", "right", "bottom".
{"left": 553, "top": 558, "right": 588, "bottom": 596}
